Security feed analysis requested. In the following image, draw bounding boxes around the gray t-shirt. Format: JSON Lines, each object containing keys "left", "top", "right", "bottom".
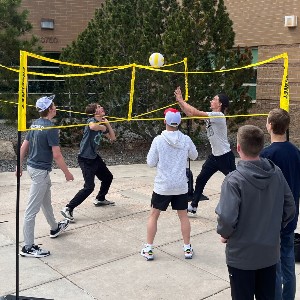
{"left": 26, "top": 118, "right": 59, "bottom": 171}
{"left": 79, "top": 117, "right": 103, "bottom": 159}
{"left": 205, "top": 111, "right": 231, "bottom": 156}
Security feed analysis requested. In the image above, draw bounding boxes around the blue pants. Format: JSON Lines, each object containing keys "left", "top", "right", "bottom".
{"left": 275, "top": 231, "right": 296, "bottom": 300}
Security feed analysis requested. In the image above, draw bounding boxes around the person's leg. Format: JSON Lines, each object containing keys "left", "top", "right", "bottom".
{"left": 146, "top": 208, "right": 161, "bottom": 244}
{"left": 227, "top": 265, "right": 255, "bottom": 300}
{"left": 274, "top": 262, "right": 282, "bottom": 300}
{"left": 67, "top": 158, "right": 96, "bottom": 209}
{"left": 177, "top": 210, "right": 191, "bottom": 244}
{"left": 141, "top": 207, "right": 161, "bottom": 260}
{"left": 95, "top": 156, "right": 113, "bottom": 201}
{"left": 141, "top": 192, "right": 169, "bottom": 260}
{"left": 217, "top": 151, "right": 236, "bottom": 175}
{"left": 255, "top": 264, "right": 276, "bottom": 300}
{"left": 23, "top": 167, "right": 50, "bottom": 247}
{"left": 192, "top": 154, "right": 218, "bottom": 208}
{"left": 280, "top": 231, "right": 296, "bottom": 300}
{"left": 40, "top": 172, "right": 58, "bottom": 231}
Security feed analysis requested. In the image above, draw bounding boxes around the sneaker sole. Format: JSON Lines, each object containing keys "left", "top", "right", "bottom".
{"left": 94, "top": 202, "right": 115, "bottom": 206}
{"left": 187, "top": 212, "right": 197, "bottom": 218}
{"left": 60, "top": 210, "right": 75, "bottom": 222}
{"left": 141, "top": 254, "right": 154, "bottom": 261}
{"left": 20, "top": 252, "right": 50, "bottom": 258}
{"left": 185, "top": 255, "right": 193, "bottom": 259}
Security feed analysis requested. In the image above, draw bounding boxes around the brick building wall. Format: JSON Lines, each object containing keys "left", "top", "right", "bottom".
{"left": 224, "top": 0, "right": 300, "bottom": 146}
{"left": 21, "top": 0, "right": 104, "bottom": 53}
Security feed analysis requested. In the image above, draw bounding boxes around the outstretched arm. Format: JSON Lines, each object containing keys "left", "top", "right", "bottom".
{"left": 174, "top": 86, "right": 208, "bottom": 117}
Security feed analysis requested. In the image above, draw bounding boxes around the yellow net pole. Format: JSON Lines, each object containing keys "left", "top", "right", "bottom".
{"left": 280, "top": 52, "right": 289, "bottom": 112}
{"left": 184, "top": 57, "right": 188, "bottom": 101}
{"left": 127, "top": 64, "right": 136, "bottom": 120}
{"left": 18, "top": 51, "right": 28, "bottom": 131}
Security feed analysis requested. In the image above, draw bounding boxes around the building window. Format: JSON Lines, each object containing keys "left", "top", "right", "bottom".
{"left": 243, "top": 48, "right": 257, "bottom": 101}
{"left": 41, "top": 19, "right": 54, "bottom": 30}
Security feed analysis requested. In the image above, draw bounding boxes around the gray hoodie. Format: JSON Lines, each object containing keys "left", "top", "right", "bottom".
{"left": 147, "top": 130, "right": 198, "bottom": 195}
{"left": 215, "top": 158, "right": 295, "bottom": 270}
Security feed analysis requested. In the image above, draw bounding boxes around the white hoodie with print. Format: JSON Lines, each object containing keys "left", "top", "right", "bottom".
{"left": 147, "top": 130, "right": 198, "bottom": 195}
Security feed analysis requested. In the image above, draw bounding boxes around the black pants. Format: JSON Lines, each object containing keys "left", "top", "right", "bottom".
{"left": 191, "top": 151, "right": 236, "bottom": 207}
{"left": 227, "top": 264, "right": 277, "bottom": 300}
{"left": 67, "top": 155, "right": 113, "bottom": 210}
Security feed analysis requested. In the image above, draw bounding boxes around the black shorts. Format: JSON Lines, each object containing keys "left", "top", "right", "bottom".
{"left": 151, "top": 192, "right": 188, "bottom": 211}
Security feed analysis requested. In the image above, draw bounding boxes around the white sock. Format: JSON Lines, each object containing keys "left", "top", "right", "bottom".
{"left": 146, "top": 243, "right": 153, "bottom": 248}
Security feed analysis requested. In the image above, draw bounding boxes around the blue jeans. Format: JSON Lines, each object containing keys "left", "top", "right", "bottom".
{"left": 275, "top": 231, "right": 296, "bottom": 300}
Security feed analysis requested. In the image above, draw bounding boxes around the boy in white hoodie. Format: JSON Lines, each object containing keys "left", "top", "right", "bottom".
{"left": 141, "top": 108, "right": 198, "bottom": 260}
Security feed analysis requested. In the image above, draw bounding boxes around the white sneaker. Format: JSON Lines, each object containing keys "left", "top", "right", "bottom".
{"left": 141, "top": 245, "right": 154, "bottom": 261}
{"left": 187, "top": 204, "right": 197, "bottom": 217}
{"left": 60, "top": 207, "right": 75, "bottom": 222}
{"left": 184, "top": 244, "right": 193, "bottom": 259}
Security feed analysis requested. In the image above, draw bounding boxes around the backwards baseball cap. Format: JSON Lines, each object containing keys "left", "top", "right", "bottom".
{"left": 217, "top": 93, "right": 229, "bottom": 110}
{"left": 164, "top": 108, "right": 181, "bottom": 127}
{"left": 36, "top": 95, "right": 55, "bottom": 112}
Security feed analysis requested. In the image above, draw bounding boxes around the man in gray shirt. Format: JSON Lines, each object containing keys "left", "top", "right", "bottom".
{"left": 61, "top": 102, "right": 116, "bottom": 222}
{"left": 18, "top": 95, "right": 74, "bottom": 258}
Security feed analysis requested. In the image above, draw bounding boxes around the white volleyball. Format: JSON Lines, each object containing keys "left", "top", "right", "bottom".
{"left": 149, "top": 53, "right": 164, "bottom": 68}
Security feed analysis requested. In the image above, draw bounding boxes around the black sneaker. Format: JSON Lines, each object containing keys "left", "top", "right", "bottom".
{"left": 49, "top": 219, "right": 70, "bottom": 238}
{"left": 20, "top": 244, "right": 50, "bottom": 258}
{"left": 93, "top": 199, "right": 115, "bottom": 206}
{"left": 200, "top": 194, "right": 209, "bottom": 201}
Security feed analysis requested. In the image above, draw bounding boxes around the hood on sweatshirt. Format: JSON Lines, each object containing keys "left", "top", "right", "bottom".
{"left": 161, "top": 130, "right": 186, "bottom": 149}
{"left": 236, "top": 158, "right": 277, "bottom": 190}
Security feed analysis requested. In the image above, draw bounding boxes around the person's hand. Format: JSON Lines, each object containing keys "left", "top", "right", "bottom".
{"left": 15, "top": 166, "right": 22, "bottom": 177}
{"left": 220, "top": 237, "right": 228, "bottom": 243}
{"left": 101, "top": 117, "right": 109, "bottom": 124}
{"left": 174, "top": 86, "right": 184, "bottom": 103}
{"left": 65, "top": 171, "right": 74, "bottom": 181}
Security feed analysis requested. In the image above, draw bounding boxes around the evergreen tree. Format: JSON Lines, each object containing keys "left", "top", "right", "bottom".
{"left": 59, "top": 0, "right": 253, "bottom": 141}
{"left": 0, "top": 0, "right": 41, "bottom": 120}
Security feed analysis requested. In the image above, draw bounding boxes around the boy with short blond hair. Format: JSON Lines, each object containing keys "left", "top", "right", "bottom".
{"left": 216, "top": 125, "right": 295, "bottom": 299}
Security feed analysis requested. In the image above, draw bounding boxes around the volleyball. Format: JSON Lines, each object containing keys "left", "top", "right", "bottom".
{"left": 149, "top": 52, "right": 164, "bottom": 68}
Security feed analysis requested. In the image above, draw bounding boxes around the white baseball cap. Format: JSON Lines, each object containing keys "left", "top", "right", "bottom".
{"left": 164, "top": 108, "right": 181, "bottom": 127}
{"left": 36, "top": 95, "right": 55, "bottom": 112}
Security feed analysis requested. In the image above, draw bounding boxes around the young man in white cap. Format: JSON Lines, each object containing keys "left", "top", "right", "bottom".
{"left": 17, "top": 95, "right": 74, "bottom": 258}
{"left": 141, "top": 108, "right": 198, "bottom": 260}
{"left": 175, "top": 87, "right": 236, "bottom": 215}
